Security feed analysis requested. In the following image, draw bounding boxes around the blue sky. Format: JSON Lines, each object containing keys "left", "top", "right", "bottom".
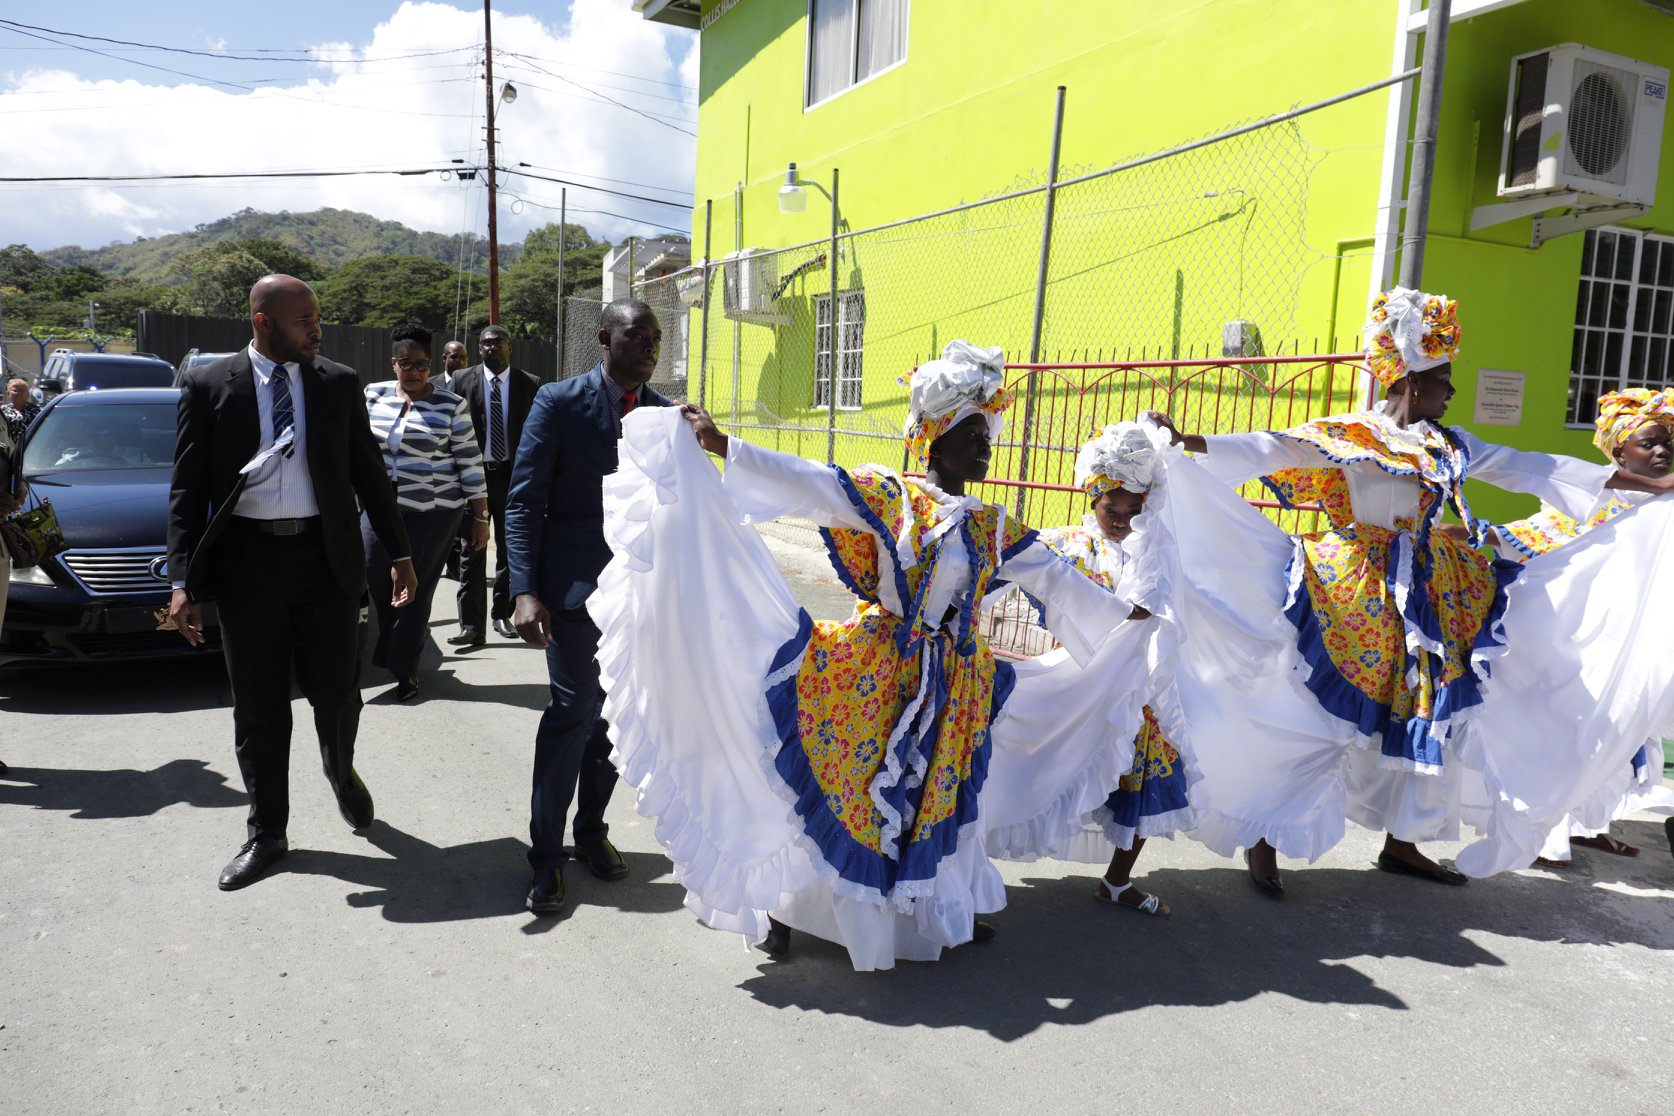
{"left": 0, "top": 2, "right": 699, "bottom": 251}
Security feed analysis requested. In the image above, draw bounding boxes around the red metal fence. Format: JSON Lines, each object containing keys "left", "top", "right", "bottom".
{"left": 968, "top": 353, "right": 1370, "bottom": 656}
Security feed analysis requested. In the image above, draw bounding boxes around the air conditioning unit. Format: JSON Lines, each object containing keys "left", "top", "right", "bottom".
{"left": 1498, "top": 43, "right": 1667, "bottom": 207}
{"left": 720, "top": 249, "right": 785, "bottom": 325}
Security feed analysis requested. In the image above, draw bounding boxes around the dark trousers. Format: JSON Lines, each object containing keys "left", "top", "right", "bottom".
{"left": 528, "top": 607, "right": 618, "bottom": 868}
{"left": 458, "top": 465, "right": 510, "bottom": 629}
{"left": 213, "top": 522, "right": 362, "bottom": 845}
{"left": 363, "top": 505, "right": 462, "bottom": 678}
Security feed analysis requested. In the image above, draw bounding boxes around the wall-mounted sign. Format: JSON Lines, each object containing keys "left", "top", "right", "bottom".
{"left": 1474, "top": 367, "right": 1525, "bottom": 426}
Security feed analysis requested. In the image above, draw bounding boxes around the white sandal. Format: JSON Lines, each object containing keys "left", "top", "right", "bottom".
{"left": 1095, "top": 876, "right": 1170, "bottom": 917}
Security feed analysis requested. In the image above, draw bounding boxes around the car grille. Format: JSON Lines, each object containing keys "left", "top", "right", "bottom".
{"left": 60, "top": 548, "right": 172, "bottom": 595}
{"left": 68, "top": 630, "right": 221, "bottom": 656}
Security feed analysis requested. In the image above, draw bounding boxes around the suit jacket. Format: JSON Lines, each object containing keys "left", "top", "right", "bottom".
{"left": 168, "top": 350, "right": 411, "bottom": 602}
{"left": 505, "top": 364, "right": 673, "bottom": 611}
{"left": 449, "top": 363, "right": 541, "bottom": 461}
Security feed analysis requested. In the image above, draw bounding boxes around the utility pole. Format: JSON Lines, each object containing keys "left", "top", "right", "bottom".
{"left": 555, "top": 188, "right": 567, "bottom": 376}
{"left": 1399, "top": 0, "right": 1451, "bottom": 288}
{"left": 483, "top": 0, "right": 501, "bottom": 324}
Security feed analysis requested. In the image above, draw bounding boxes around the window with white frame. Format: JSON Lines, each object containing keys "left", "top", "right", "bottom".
{"left": 806, "top": 0, "right": 908, "bottom": 108}
{"left": 1569, "top": 227, "right": 1674, "bottom": 426}
{"left": 814, "top": 290, "right": 865, "bottom": 410}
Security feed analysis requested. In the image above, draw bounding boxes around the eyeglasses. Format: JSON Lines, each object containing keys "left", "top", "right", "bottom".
{"left": 394, "top": 359, "right": 432, "bottom": 373}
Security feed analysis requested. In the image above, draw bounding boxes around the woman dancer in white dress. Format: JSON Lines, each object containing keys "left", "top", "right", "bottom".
{"left": 991, "top": 423, "right": 1200, "bottom": 917}
{"left": 1491, "top": 388, "right": 1674, "bottom": 867}
{"left": 590, "top": 342, "right": 1161, "bottom": 970}
{"left": 1144, "top": 288, "right": 1674, "bottom": 890}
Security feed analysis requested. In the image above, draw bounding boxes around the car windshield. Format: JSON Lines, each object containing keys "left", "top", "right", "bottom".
{"left": 70, "top": 359, "right": 173, "bottom": 389}
{"left": 22, "top": 402, "right": 178, "bottom": 472}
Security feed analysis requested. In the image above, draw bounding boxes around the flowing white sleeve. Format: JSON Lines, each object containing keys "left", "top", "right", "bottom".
{"left": 998, "top": 537, "right": 1135, "bottom": 665}
{"left": 1454, "top": 429, "right": 1614, "bottom": 521}
{"left": 1197, "top": 431, "right": 1323, "bottom": 487}
{"left": 721, "top": 438, "right": 876, "bottom": 530}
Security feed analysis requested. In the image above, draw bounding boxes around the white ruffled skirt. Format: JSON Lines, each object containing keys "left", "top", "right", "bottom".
{"left": 592, "top": 410, "right": 1164, "bottom": 970}
{"left": 1147, "top": 443, "right": 1674, "bottom": 875}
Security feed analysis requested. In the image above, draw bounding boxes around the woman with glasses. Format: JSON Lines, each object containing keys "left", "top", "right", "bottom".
{"left": 363, "top": 322, "right": 489, "bottom": 700}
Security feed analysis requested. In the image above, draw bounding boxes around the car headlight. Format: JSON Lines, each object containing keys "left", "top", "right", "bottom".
{"left": 9, "top": 563, "right": 55, "bottom": 586}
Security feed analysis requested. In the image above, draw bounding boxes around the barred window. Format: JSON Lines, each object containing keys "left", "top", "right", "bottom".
{"left": 806, "top": 0, "right": 909, "bottom": 108}
{"left": 1569, "top": 227, "right": 1674, "bottom": 425}
{"left": 814, "top": 290, "right": 864, "bottom": 410}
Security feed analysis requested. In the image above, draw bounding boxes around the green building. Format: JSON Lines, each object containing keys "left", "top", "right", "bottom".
{"left": 638, "top": 0, "right": 1674, "bottom": 523}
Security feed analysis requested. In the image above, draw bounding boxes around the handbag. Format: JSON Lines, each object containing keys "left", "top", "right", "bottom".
{"left": 0, "top": 495, "right": 69, "bottom": 569}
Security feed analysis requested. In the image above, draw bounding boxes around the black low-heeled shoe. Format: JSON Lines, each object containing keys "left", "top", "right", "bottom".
{"left": 1243, "top": 848, "right": 1284, "bottom": 897}
{"left": 1664, "top": 817, "right": 1674, "bottom": 860}
{"left": 971, "top": 920, "right": 996, "bottom": 942}
{"left": 759, "top": 918, "right": 792, "bottom": 957}
{"left": 1376, "top": 850, "right": 1466, "bottom": 886}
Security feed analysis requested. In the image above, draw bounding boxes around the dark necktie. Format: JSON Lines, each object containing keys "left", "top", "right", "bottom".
{"left": 271, "top": 365, "right": 296, "bottom": 457}
{"left": 488, "top": 374, "right": 506, "bottom": 461}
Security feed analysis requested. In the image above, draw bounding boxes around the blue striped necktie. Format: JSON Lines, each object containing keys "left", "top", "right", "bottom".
{"left": 488, "top": 374, "right": 506, "bottom": 461}
{"left": 271, "top": 364, "right": 297, "bottom": 457}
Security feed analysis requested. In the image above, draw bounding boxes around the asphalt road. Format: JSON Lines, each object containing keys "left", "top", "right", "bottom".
{"left": 3, "top": 549, "right": 1672, "bottom": 1115}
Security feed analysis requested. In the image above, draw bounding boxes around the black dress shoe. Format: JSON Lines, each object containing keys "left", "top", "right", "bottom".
{"left": 971, "top": 920, "right": 996, "bottom": 942}
{"left": 760, "top": 918, "right": 792, "bottom": 957}
{"left": 492, "top": 618, "right": 519, "bottom": 641}
{"left": 574, "top": 838, "right": 629, "bottom": 881}
{"left": 1376, "top": 850, "right": 1467, "bottom": 886}
{"left": 334, "top": 770, "right": 375, "bottom": 831}
{"left": 394, "top": 676, "right": 420, "bottom": 702}
{"left": 1244, "top": 848, "right": 1284, "bottom": 897}
{"left": 446, "top": 628, "right": 485, "bottom": 647}
{"left": 218, "top": 838, "right": 288, "bottom": 891}
{"left": 1664, "top": 817, "right": 1674, "bottom": 860}
{"left": 527, "top": 867, "right": 565, "bottom": 915}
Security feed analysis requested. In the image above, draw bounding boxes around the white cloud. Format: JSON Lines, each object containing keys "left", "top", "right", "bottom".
{"left": 0, "top": 0, "right": 699, "bottom": 253}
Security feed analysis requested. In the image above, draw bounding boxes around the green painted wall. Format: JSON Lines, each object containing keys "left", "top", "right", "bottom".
{"left": 1421, "top": 0, "right": 1674, "bottom": 522}
{"left": 684, "top": 0, "right": 1674, "bottom": 524}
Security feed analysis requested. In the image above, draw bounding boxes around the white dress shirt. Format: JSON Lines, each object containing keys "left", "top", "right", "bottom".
{"left": 234, "top": 344, "right": 320, "bottom": 519}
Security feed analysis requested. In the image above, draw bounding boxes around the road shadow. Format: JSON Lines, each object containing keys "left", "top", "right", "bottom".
{"left": 0, "top": 759, "right": 244, "bottom": 818}
{"left": 0, "top": 654, "right": 228, "bottom": 715}
{"left": 736, "top": 858, "right": 1674, "bottom": 1041}
{"left": 280, "top": 823, "right": 686, "bottom": 926}
{"left": 363, "top": 666, "right": 549, "bottom": 709}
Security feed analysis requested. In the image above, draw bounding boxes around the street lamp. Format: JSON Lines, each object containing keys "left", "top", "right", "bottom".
{"left": 777, "top": 161, "right": 843, "bottom": 463}
{"left": 84, "top": 300, "right": 100, "bottom": 331}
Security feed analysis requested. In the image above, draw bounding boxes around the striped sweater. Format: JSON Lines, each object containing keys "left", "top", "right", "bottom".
{"left": 363, "top": 381, "right": 487, "bottom": 511}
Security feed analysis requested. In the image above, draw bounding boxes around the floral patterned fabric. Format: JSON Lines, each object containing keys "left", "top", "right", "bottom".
{"left": 1497, "top": 498, "right": 1636, "bottom": 561}
{"left": 768, "top": 466, "right": 1031, "bottom": 894}
{"left": 1262, "top": 420, "right": 1518, "bottom": 772}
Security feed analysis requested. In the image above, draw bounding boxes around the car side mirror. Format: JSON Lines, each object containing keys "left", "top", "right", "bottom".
{"left": 39, "top": 378, "right": 63, "bottom": 395}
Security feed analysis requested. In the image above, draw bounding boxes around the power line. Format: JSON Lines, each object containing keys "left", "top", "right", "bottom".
{"left": 497, "top": 50, "right": 695, "bottom": 94}
{"left": 0, "top": 20, "right": 473, "bottom": 64}
{"left": 0, "top": 168, "right": 457, "bottom": 184}
{"left": 515, "top": 162, "right": 694, "bottom": 200}
{"left": 505, "top": 56, "right": 695, "bottom": 137}
{"left": 507, "top": 168, "right": 691, "bottom": 210}
{"left": 494, "top": 61, "right": 695, "bottom": 107}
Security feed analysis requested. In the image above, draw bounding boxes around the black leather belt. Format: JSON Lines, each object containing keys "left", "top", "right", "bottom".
{"left": 232, "top": 516, "right": 319, "bottom": 536}
{"left": 483, "top": 460, "right": 510, "bottom": 471}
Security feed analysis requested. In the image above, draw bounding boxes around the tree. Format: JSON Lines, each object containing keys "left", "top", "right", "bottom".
{"left": 0, "top": 244, "right": 55, "bottom": 291}
{"left": 498, "top": 223, "right": 609, "bottom": 339}
{"left": 165, "top": 241, "right": 275, "bottom": 317}
{"left": 315, "top": 255, "right": 462, "bottom": 327}
{"left": 235, "top": 237, "right": 323, "bottom": 284}
{"left": 31, "top": 264, "right": 107, "bottom": 303}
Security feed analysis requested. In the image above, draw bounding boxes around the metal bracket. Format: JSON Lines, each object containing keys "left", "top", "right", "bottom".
{"left": 1469, "top": 192, "right": 1581, "bottom": 231}
{"left": 1531, "top": 203, "right": 1651, "bottom": 247}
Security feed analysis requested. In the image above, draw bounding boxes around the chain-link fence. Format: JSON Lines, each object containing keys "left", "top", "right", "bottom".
{"left": 659, "top": 83, "right": 1398, "bottom": 651}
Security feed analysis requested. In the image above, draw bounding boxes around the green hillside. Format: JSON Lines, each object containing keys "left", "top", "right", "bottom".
{"left": 40, "top": 207, "right": 522, "bottom": 282}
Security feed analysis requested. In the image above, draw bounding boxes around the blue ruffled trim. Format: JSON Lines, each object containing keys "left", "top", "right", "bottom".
{"left": 817, "top": 526, "right": 875, "bottom": 602}
{"left": 830, "top": 466, "right": 914, "bottom": 619}
{"left": 1284, "top": 540, "right": 1521, "bottom": 771}
{"left": 1000, "top": 526, "right": 1039, "bottom": 562}
{"left": 764, "top": 610, "right": 1001, "bottom": 894}
{"left": 1101, "top": 762, "right": 1194, "bottom": 833}
{"left": 1493, "top": 524, "right": 1545, "bottom": 561}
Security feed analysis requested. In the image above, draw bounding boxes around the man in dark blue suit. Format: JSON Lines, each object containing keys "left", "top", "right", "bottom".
{"left": 505, "top": 299, "right": 673, "bottom": 914}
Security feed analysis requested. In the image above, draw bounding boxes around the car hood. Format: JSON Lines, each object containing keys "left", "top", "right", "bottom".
{"left": 25, "top": 469, "right": 171, "bottom": 551}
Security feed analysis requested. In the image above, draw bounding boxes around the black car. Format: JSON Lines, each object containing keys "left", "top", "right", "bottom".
{"left": 38, "top": 351, "right": 176, "bottom": 395}
{"left": 2, "top": 387, "right": 221, "bottom": 666}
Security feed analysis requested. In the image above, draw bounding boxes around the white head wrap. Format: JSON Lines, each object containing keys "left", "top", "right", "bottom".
{"left": 902, "top": 341, "right": 1010, "bottom": 468}
{"left": 1074, "top": 422, "right": 1156, "bottom": 496}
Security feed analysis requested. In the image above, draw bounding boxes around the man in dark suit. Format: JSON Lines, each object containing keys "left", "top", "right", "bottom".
{"left": 168, "top": 274, "right": 417, "bottom": 891}
{"left": 429, "top": 339, "right": 469, "bottom": 393}
{"left": 447, "top": 325, "right": 540, "bottom": 645}
{"left": 506, "top": 298, "right": 671, "bottom": 914}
